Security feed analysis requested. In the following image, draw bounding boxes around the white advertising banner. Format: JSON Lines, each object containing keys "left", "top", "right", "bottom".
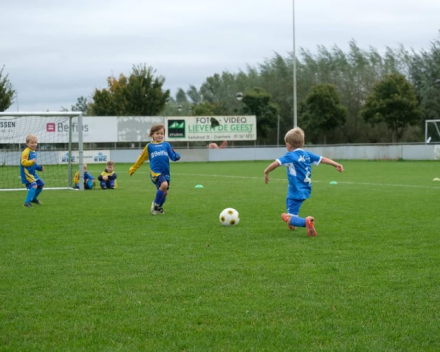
{"left": 0, "top": 116, "right": 118, "bottom": 143}
{"left": 1, "top": 115, "right": 256, "bottom": 143}
{"left": 118, "top": 116, "right": 164, "bottom": 142}
{"left": 58, "top": 150, "right": 111, "bottom": 164}
{"left": 165, "top": 116, "right": 257, "bottom": 142}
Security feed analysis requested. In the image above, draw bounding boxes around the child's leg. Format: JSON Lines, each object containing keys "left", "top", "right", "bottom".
{"left": 154, "top": 177, "right": 168, "bottom": 205}
{"left": 154, "top": 189, "right": 165, "bottom": 205}
{"left": 286, "top": 199, "right": 305, "bottom": 226}
{"left": 24, "top": 184, "right": 37, "bottom": 204}
{"left": 33, "top": 186, "right": 43, "bottom": 200}
{"left": 283, "top": 198, "right": 316, "bottom": 236}
{"left": 33, "top": 180, "right": 44, "bottom": 200}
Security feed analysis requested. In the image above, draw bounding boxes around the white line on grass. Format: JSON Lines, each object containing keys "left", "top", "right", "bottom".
{"left": 174, "top": 173, "right": 440, "bottom": 190}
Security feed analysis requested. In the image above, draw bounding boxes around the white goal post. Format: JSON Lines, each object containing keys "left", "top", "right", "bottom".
{"left": 425, "top": 119, "right": 440, "bottom": 143}
{"left": 0, "top": 111, "right": 85, "bottom": 191}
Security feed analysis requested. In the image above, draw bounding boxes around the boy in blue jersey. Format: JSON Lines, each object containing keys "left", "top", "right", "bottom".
{"left": 73, "top": 164, "right": 95, "bottom": 190}
{"left": 264, "top": 127, "right": 343, "bottom": 236}
{"left": 20, "top": 134, "right": 44, "bottom": 207}
{"left": 98, "top": 161, "right": 117, "bottom": 189}
{"left": 129, "top": 123, "right": 181, "bottom": 215}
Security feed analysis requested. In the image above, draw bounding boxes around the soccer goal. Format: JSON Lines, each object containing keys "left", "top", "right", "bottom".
{"left": 425, "top": 119, "right": 440, "bottom": 143}
{"left": 0, "top": 112, "right": 85, "bottom": 191}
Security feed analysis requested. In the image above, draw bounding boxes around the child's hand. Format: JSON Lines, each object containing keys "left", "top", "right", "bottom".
{"left": 335, "top": 164, "right": 344, "bottom": 172}
{"left": 103, "top": 175, "right": 108, "bottom": 181}
{"left": 264, "top": 173, "right": 270, "bottom": 184}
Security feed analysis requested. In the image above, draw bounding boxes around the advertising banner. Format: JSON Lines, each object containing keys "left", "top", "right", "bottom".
{"left": 0, "top": 116, "right": 118, "bottom": 143}
{"left": 165, "top": 116, "right": 257, "bottom": 142}
{"left": 58, "top": 150, "right": 111, "bottom": 164}
{"left": 117, "top": 116, "right": 164, "bottom": 142}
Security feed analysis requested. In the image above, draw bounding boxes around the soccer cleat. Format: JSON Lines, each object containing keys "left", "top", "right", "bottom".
{"left": 150, "top": 201, "right": 159, "bottom": 215}
{"left": 23, "top": 203, "right": 32, "bottom": 208}
{"left": 281, "top": 213, "right": 296, "bottom": 230}
{"left": 305, "top": 216, "right": 317, "bottom": 237}
{"left": 157, "top": 207, "right": 164, "bottom": 215}
{"left": 31, "top": 199, "right": 42, "bottom": 205}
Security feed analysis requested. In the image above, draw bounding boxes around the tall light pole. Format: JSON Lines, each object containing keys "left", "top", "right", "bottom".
{"left": 236, "top": 92, "right": 243, "bottom": 113}
{"left": 292, "top": 0, "right": 297, "bottom": 128}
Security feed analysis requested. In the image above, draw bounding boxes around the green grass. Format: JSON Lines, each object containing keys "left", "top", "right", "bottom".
{"left": 1, "top": 160, "right": 440, "bottom": 351}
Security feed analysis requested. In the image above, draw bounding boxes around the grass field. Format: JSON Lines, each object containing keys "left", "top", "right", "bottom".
{"left": 1, "top": 160, "right": 440, "bottom": 351}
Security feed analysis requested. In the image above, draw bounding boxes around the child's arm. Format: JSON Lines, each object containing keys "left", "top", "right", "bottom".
{"left": 321, "top": 157, "right": 344, "bottom": 172}
{"left": 21, "top": 149, "right": 35, "bottom": 167}
{"left": 264, "top": 161, "right": 280, "bottom": 184}
{"left": 168, "top": 144, "right": 181, "bottom": 161}
{"left": 129, "top": 144, "right": 149, "bottom": 176}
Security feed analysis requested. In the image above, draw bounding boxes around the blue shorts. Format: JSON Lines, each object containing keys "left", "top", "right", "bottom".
{"left": 286, "top": 198, "right": 305, "bottom": 216}
{"left": 154, "top": 174, "right": 170, "bottom": 190}
{"left": 26, "top": 179, "right": 44, "bottom": 189}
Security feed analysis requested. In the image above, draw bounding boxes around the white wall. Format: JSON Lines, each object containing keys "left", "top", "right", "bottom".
{"left": 111, "top": 144, "right": 440, "bottom": 163}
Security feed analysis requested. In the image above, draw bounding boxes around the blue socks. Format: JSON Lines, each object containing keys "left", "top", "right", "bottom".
{"left": 34, "top": 187, "right": 43, "bottom": 200}
{"left": 154, "top": 190, "right": 165, "bottom": 206}
{"left": 290, "top": 215, "right": 306, "bottom": 227}
{"left": 25, "top": 187, "right": 36, "bottom": 203}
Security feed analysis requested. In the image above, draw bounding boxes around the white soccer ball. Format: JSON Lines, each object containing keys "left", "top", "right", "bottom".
{"left": 219, "top": 208, "right": 240, "bottom": 226}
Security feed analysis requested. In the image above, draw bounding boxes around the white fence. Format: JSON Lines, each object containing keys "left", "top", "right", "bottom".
{"left": 2, "top": 144, "right": 439, "bottom": 166}
{"left": 111, "top": 143, "right": 440, "bottom": 163}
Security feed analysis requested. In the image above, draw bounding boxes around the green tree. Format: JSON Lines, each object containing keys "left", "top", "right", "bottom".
{"left": 0, "top": 66, "right": 15, "bottom": 112}
{"left": 242, "top": 87, "right": 279, "bottom": 144}
{"left": 405, "top": 33, "right": 440, "bottom": 122}
{"left": 71, "top": 96, "right": 90, "bottom": 115}
{"left": 300, "top": 83, "right": 347, "bottom": 144}
{"left": 361, "top": 73, "right": 423, "bottom": 142}
{"left": 89, "top": 64, "right": 170, "bottom": 116}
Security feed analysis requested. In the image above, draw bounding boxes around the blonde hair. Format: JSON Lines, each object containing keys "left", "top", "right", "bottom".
{"left": 149, "top": 123, "right": 165, "bottom": 137}
{"left": 284, "top": 127, "right": 305, "bottom": 149}
{"left": 26, "top": 134, "right": 38, "bottom": 143}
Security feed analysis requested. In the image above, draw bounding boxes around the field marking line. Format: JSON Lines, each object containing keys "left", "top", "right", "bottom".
{"left": 174, "top": 173, "right": 440, "bottom": 190}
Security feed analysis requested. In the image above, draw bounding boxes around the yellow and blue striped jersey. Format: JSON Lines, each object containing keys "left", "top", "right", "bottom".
{"left": 129, "top": 141, "right": 181, "bottom": 183}
{"left": 20, "top": 147, "right": 43, "bottom": 184}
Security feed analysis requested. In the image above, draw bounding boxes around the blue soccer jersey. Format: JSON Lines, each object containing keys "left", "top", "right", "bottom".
{"left": 277, "top": 148, "right": 322, "bottom": 200}
{"left": 129, "top": 141, "right": 180, "bottom": 183}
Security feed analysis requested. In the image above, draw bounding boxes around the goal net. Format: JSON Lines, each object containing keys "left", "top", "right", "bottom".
{"left": 0, "top": 112, "right": 84, "bottom": 191}
{"left": 425, "top": 119, "right": 440, "bottom": 143}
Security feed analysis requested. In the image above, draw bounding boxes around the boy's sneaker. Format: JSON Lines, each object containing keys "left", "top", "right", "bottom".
{"left": 281, "top": 213, "right": 295, "bottom": 230}
{"left": 31, "top": 199, "right": 42, "bottom": 205}
{"left": 157, "top": 207, "right": 164, "bottom": 215}
{"left": 151, "top": 202, "right": 162, "bottom": 215}
{"left": 150, "top": 201, "right": 157, "bottom": 215}
{"left": 305, "top": 216, "right": 317, "bottom": 237}
{"left": 23, "top": 203, "right": 32, "bottom": 208}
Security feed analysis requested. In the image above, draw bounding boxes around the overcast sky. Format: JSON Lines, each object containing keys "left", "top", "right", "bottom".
{"left": 1, "top": 0, "right": 439, "bottom": 112}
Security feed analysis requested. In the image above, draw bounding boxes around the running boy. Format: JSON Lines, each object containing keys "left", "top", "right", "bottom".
{"left": 20, "top": 134, "right": 44, "bottom": 207}
{"left": 264, "top": 127, "right": 343, "bottom": 236}
{"left": 98, "top": 161, "right": 117, "bottom": 189}
{"left": 129, "top": 123, "right": 181, "bottom": 215}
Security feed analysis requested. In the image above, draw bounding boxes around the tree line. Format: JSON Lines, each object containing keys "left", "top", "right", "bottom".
{"left": 1, "top": 33, "right": 440, "bottom": 145}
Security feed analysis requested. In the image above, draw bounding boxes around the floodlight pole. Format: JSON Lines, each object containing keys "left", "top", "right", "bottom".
{"left": 292, "top": 0, "right": 297, "bottom": 128}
